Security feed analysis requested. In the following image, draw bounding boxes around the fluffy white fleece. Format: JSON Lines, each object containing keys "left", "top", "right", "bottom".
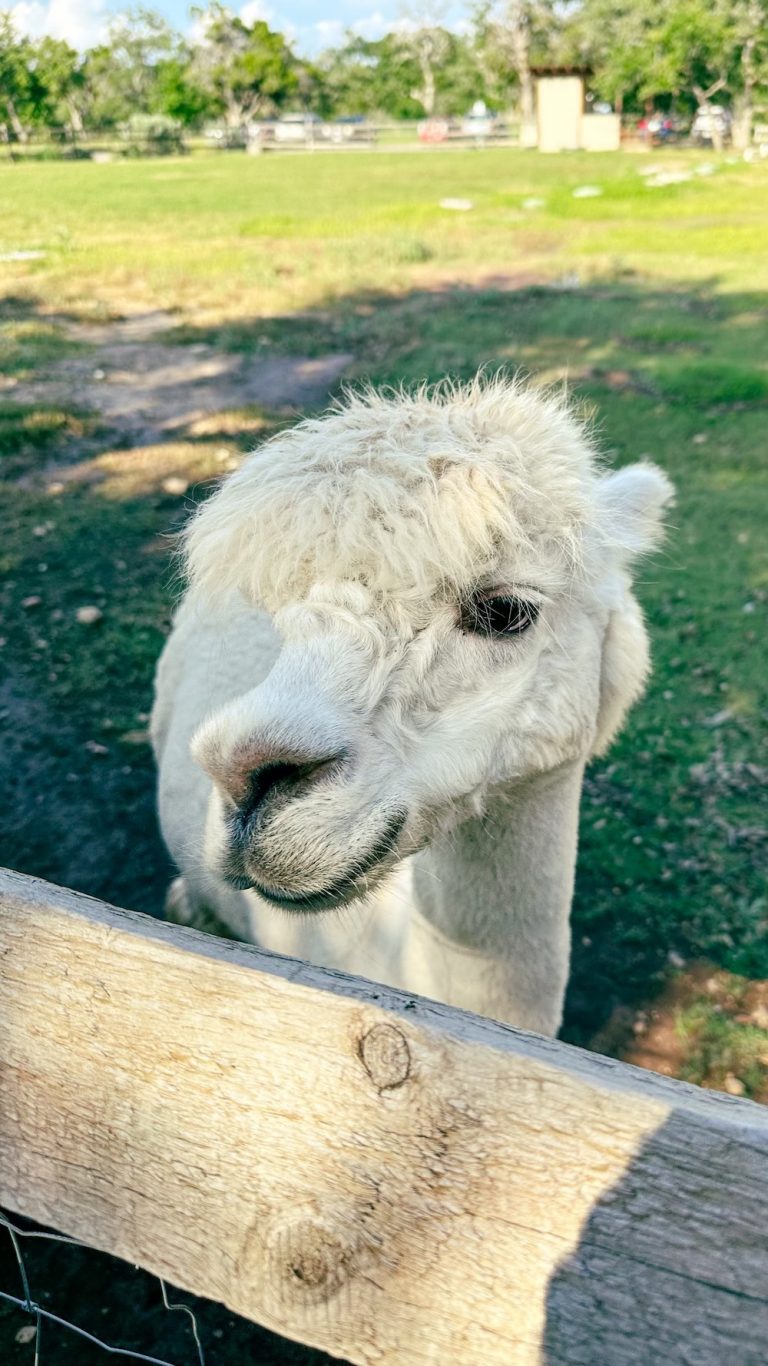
{"left": 153, "top": 375, "right": 673, "bottom": 1035}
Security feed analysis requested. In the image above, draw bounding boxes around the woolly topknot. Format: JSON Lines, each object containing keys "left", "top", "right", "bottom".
{"left": 184, "top": 375, "right": 607, "bottom": 612}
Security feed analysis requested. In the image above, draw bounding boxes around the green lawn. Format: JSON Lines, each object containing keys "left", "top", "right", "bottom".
{"left": 1, "top": 147, "right": 766, "bottom": 1091}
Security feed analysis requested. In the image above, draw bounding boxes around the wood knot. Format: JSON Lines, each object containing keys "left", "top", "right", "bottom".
{"left": 359, "top": 1022, "right": 411, "bottom": 1090}
{"left": 279, "top": 1218, "right": 352, "bottom": 1303}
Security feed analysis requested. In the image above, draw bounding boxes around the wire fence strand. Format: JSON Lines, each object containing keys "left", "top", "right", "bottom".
{"left": 0, "top": 1210, "right": 206, "bottom": 1366}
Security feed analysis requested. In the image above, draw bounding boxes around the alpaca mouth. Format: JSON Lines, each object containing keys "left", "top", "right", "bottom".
{"left": 222, "top": 809, "right": 407, "bottom": 912}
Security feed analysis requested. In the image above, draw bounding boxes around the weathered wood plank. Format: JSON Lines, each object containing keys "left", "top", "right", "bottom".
{"left": 0, "top": 867, "right": 766, "bottom": 1365}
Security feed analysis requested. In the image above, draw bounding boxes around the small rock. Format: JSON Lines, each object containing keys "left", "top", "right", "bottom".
{"left": 553, "top": 272, "right": 582, "bottom": 291}
{"left": 93, "top": 368, "right": 106, "bottom": 380}
{"left": 706, "top": 708, "right": 733, "bottom": 727}
{"left": 439, "top": 197, "right": 474, "bottom": 211}
{"left": 667, "top": 950, "right": 686, "bottom": 969}
{"left": 76, "top": 605, "right": 103, "bottom": 625}
{"left": 85, "top": 740, "right": 109, "bottom": 755}
{"left": 47, "top": 481, "right": 65, "bottom": 495}
{"left": 120, "top": 729, "right": 150, "bottom": 745}
{"left": 723, "top": 1074, "right": 745, "bottom": 1097}
{"left": 742, "top": 601, "right": 756, "bottom": 614}
{"left": 22, "top": 595, "right": 42, "bottom": 609}
{"left": 521, "top": 197, "right": 545, "bottom": 209}
{"left": 15, "top": 1326, "right": 37, "bottom": 1345}
{"left": 572, "top": 185, "right": 602, "bottom": 198}
{"left": 645, "top": 171, "right": 692, "bottom": 188}
{"left": 161, "top": 476, "right": 189, "bottom": 496}
{"left": 692, "top": 433, "right": 707, "bottom": 445}
{"left": 0, "top": 249, "right": 45, "bottom": 263}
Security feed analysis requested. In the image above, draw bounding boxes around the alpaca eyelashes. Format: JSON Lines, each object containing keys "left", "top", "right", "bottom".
{"left": 462, "top": 595, "right": 540, "bottom": 639}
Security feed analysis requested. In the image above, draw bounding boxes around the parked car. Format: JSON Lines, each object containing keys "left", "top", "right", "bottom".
{"left": 417, "top": 117, "right": 452, "bottom": 143}
{"left": 637, "top": 113, "right": 682, "bottom": 145}
{"left": 461, "top": 100, "right": 495, "bottom": 142}
{"left": 691, "top": 105, "right": 731, "bottom": 145}
{"left": 327, "top": 116, "right": 371, "bottom": 144}
{"left": 273, "top": 113, "right": 325, "bottom": 144}
{"left": 203, "top": 124, "right": 248, "bottom": 150}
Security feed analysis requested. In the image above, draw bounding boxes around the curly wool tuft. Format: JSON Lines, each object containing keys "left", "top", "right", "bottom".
{"left": 184, "top": 375, "right": 616, "bottom": 612}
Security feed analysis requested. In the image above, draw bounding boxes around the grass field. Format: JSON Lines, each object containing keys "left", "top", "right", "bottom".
{"left": 1, "top": 147, "right": 767, "bottom": 1102}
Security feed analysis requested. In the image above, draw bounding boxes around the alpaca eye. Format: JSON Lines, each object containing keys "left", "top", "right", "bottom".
{"left": 462, "top": 595, "right": 539, "bottom": 638}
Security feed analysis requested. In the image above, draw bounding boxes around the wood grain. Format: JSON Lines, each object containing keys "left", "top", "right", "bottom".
{"left": 0, "top": 867, "right": 766, "bottom": 1364}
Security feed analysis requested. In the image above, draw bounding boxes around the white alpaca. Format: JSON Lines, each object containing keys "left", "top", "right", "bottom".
{"left": 152, "top": 377, "right": 672, "bottom": 1036}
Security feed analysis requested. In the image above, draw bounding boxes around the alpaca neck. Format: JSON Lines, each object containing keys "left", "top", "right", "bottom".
{"left": 406, "top": 761, "right": 585, "bottom": 1034}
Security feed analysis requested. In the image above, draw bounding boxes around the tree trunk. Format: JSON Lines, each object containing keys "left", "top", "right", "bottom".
{"left": 732, "top": 36, "right": 756, "bottom": 152}
{"left": 65, "top": 98, "right": 84, "bottom": 141}
{"left": 692, "top": 78, "right": 728, "bottom": 154}
{"left": 418, "top": 55, "right": 436, "bottom": 116}
{"left": 224, "top": 92, "right": 244, "bottom": 129}
{"left": 5, "top": 96, "right": 28, "bottom": 143}
{"left": 508, "top": 0, "right": 534, "bottom": 124}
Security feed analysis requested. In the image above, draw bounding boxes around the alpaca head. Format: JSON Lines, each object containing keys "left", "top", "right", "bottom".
{"left": 186, "top": 379, "right": 672, "bottom": 912}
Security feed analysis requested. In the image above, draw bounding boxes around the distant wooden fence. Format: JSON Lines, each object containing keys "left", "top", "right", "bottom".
{"left": 0, "top": 867, "right": 766, "bottom": 1364}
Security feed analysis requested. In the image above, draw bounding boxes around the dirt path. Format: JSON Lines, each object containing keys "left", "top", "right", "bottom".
{"left": 3, "top": 309, "right": 353, "bottom": 446}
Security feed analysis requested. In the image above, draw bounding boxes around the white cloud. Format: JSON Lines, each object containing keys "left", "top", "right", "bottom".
{"left": 11, "top": 0, "right": 108, "bottom": 48}
{"left": 239, "top": 0, "right": 274, "bottom": 25}
{"left": 350, "top": 9, "right": 390, "bottom": 40}
{"left": 313, "top": 18, "right": 345, "bottom": 45}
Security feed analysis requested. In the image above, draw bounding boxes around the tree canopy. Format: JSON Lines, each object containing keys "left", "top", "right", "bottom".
{"left": 0, "top": 0, "right": 766, "bottom": 139}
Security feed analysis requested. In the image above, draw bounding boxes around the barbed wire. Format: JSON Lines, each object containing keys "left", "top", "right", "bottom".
{"left": 0, "top": 1210, "right": 205, "bottom": 1366}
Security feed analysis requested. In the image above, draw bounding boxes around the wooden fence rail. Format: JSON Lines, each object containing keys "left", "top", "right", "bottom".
{"left": 0, "top": 867, "right": 766, "bottom": 1364}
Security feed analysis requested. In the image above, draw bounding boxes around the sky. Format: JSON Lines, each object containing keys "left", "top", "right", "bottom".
{"left": 10, "top": 0, "right": 471, "bottom": 55}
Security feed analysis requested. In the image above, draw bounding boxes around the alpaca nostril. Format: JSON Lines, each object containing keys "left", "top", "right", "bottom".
{"left": 237, "top": 752, "right": 346, "bottom": 826}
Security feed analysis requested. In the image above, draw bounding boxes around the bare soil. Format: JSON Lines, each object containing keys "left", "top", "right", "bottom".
{"left": 3, "top": 309, "right": 352, "bottom": 447}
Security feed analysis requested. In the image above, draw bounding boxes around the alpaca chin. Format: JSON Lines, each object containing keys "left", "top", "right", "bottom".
{"left": 208, "top": 782, "right": 409, "bottom": 913}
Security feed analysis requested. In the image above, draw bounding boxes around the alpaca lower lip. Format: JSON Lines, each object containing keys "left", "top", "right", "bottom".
{"left": 250, "top": 878, "right": 372, "bottom": 912}
{"left": 226, "top": 809, "right": 408, "bottom": 912}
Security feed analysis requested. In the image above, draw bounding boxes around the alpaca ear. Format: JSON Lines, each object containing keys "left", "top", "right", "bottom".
{"left": 591, "top": 464, "right": 673, "bottom": 756}
{"left": 591, "top": 590, "right": 650, "bottom": 757}
{"left": 596, "top": 463, "right": 674, "bottom": 561}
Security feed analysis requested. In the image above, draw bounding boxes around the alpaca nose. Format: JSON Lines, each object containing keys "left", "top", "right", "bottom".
{"left": 228, "top": 746, "right": 346, "bottom": 824}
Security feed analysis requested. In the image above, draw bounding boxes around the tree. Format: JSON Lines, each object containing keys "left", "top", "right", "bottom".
{"left": 0, "top": 14, "right": 33, "bottom": 141}
{"left": 151, "top": 56, "right": 214, "bottom": 126}
{"left": 190, "top": 3, "right": 300, "bottom": 126}
{"left": 318, "top": 35, "right": 424, "bottom": 118}
{"left": 318, "top": 27, "right": 487, "bottom": 119}
{"left": 27, "top": 37, "right": 87, "bottom": 136}
{"left": 720, "top": 0, "right": 768, "bottom": 149}
{"left": 394, "top": 4, "right": 455, "bottom": 116}
{"left": 472, "top": 1, "right": 562, "bottom": 123}
{"left": 83, "top": 8, "right": 179, "bottom": 127}
{"left": 566, "top": 0, "right": 768, "bottom": 139}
